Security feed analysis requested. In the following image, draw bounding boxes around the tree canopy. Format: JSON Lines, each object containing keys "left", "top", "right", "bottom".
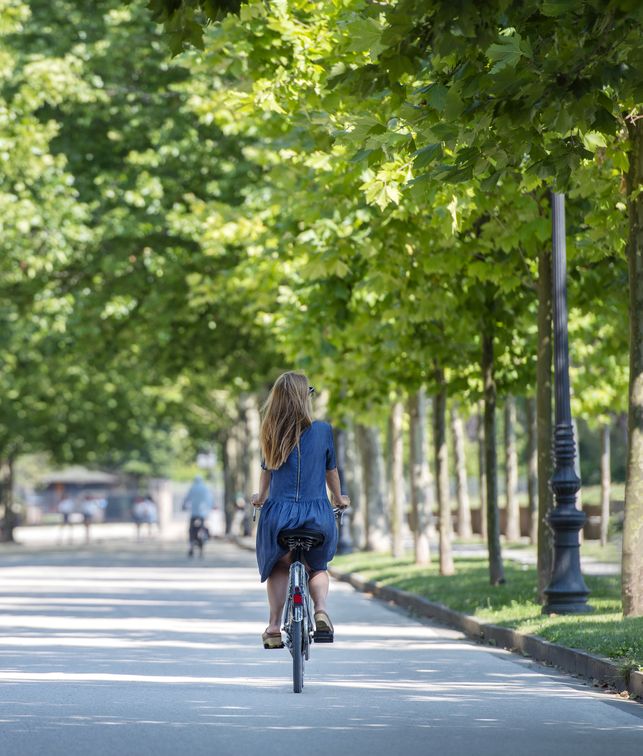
{"left": 2, "top": 0, "right": 641, "bottom": 609}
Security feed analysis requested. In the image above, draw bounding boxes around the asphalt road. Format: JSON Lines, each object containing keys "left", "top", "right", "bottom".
{"left": 0, "top": 540, "right": 640, "bottom": 756}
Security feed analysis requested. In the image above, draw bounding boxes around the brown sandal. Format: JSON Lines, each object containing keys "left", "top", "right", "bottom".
{"left": 262, "top": 631, "right": 284, "bottom": 649}
{"left": 314, "top": 611, "right": 334, "bottom": 643}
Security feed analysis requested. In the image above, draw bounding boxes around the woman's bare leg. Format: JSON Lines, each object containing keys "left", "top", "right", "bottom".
{"left": 309, "top": 570, "right": 329, "bottom": 613}
{"left": 266, "top": 555, "right": 290, "bottom": 633}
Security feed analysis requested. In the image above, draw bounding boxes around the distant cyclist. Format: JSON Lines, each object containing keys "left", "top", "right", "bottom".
{"left": 182, "top": 476, "right": 213, "bottom": 558}
{"left": 250, "top": 371, "right": 349, "bottom": 649}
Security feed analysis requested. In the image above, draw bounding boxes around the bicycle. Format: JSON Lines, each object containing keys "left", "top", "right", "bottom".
{"left": 187, "top": 516, "right": 209, "bottom": 558}
{"left": 254, "top": 506, "right": 344, "bottom": 693}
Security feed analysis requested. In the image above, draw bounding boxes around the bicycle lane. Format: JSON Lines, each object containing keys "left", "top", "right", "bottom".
{"left": 0, "top": 540, "right": 640, "bottom": 756}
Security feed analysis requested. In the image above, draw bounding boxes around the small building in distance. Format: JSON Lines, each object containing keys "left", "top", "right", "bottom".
{"left": 35, "top": 467, "right": 134, "bottom": 523}
{"left": 39, "top": 467, "right": 120, "bottom": 509}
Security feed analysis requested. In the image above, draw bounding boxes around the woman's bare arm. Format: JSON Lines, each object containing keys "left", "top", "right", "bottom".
{"left": 250, "top": 469, "right": 271, "bottom": 508}
{"left": 325, "top": 468, "right": 350, "bottom": 508}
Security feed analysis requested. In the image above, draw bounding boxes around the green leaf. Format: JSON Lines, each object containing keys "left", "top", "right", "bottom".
{"left": 350, "top": 148, "right": 376, "bottom": 163}
{"left": 592, "top": 107, "right": 618, "bottom": 135}
{"left": 437, "top": 164, "right": 473, "bottom": 184}
{"left": 345, "top": 17, "right": 385, "bottom": 58}
{"left": 413, "top": 143, "right": 443, "bottom": 169}
{"left": 486, "top": 32, "right": 525, "bottom": 74}
{"left": 480, "top": 170, "right": 503, "bottom": 191}
{"left": 541, "top": 1, "right": 577, "bottom": 17}
{"left": 423, "top": 83, "right": 448, "bottom": 112}
{"left": 582, "top": 131, "right": 607, "bottom": 152}
{"left": 445, "top": 86, "right": 465, "bottom": 119}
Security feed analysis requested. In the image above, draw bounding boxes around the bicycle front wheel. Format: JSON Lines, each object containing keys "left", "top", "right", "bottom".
{"left": 291, "top": 619, "right": 304, "bottom": 693}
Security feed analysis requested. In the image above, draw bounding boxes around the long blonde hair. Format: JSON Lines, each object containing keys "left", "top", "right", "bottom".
{"left": 260, "top": 372, "right": 313, "bottom": 470}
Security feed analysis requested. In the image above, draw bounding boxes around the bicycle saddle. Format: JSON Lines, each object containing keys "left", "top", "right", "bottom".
{"left": 278, "top": 528, "right": 325, "bottom": 550}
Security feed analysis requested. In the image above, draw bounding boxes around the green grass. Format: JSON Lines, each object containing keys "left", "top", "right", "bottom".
{"left": 332, "top": 552, "right": 642, "bottom": 672}
{"left": 463, "top": 483, "right": 625, "bottom": 510}
{"left": 578, "top": 483, "right": 626, "bottom": 507}
{"left": 574, "top": 539, "right": 621, "bottom": 563}
{"left": 471, "top": 538, "right": 622, "bottom": 565}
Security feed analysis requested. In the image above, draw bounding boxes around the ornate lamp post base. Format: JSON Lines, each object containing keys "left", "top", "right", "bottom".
{"left": 543, "top": 498, "right": 592, "bottom": 614}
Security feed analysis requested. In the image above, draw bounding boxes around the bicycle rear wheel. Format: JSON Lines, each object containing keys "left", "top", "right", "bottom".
{"left": 291, "top": 619, "right": 304, "bottom": 693}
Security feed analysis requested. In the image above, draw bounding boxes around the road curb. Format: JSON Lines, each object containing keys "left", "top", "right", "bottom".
{"left": 329, "top": 567, "right": 640, "bottom": 699}
{"left": 630, "top": 671, "right": 643, "bottom": 697}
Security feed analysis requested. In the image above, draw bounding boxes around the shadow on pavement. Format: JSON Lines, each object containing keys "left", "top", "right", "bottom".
{"left": 0, "top": 542, "right": 640, "bottom": 756}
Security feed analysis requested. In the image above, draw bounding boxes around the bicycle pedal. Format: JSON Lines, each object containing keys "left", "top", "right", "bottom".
{"left": 313, "top": 631, "right": 334, "bottom": 643}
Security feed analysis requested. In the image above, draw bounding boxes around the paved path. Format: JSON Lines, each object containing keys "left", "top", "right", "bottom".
{"left": 0, "top": 540, "right": 640, "bottom": 756}
{"left": 11, "top": 517, "right": 204, "bottom": 547}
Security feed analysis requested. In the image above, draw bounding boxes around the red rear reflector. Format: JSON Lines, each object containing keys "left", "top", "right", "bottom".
{"left": 293, "top": 592, "right": 303, "bottom": 605}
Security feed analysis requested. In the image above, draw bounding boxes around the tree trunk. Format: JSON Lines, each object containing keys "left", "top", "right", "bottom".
{"left": 504, "top": 396, "right": 520, "bottom": 542}
{"left": 314, "top": 389, "right": 330, "bottom": 420}
{"left": 600, "top": 423, "right": 611, "bottom": 548}
{"left": 618, "top": 411, "right": 628, "bottom": 449}
{"left": 243, "top": 395, "right": 261, "bottom": 499}
{"left": 623, "top": 117, "right": 643, "bottom": 616}
{"left": 356, "top": 424, "right": 389, "bottom": 551}
{"left": 221, "top": 430, "right": 237, "bottom": 535}
{"left": 389, "top": 401, "right": 405, "bottom": 558}
{"left": 477, "top": 401, "right": 487, "bottom": 541}
{"left": 334, "top": 426, "right": 347, "bottom": 493}
{"left": 452, "top": 403, "right": 472, "bottom": 538}
{"left": 237, "top": 406, "right": 250, "bottom": 489}
{"left": 409, "top": 388, "right": 432, "bottom": 565}
{"left": 482, "top": 307, "right": 505, "bottom": 585}
{"left": 345, "top": 420, "right": 366, "bottom": 549}
{"left": 573, "top": 418, "right": 583, "bottom": 513}
{"left": 526, "top": 396, "right": 539, "bottom": 544}
{"left": 573, "top": 418, "right": 584, "bottom": 545}
{"left": 537, "top": 247, "right": 555, "bottom": 603}
{"left": 0, "top": 457, "right": 6, "bottom": 542}
{"left": 0, "top": 456, "right": 17, "bottom": 543}
{"left": 433, "top": 370, "right": 454, "bottom": 575}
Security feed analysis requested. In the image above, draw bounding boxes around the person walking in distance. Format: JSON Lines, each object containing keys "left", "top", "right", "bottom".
{"left": 182, "top": 475, "right": 213, "bottom": 557}
{"left": 251, "top": 371, "right": 350, "bottom": 649}
{"left": 132, "top": 496, "right": 146, "bottom": 542}
{"left": 81, "top": 494, "right": 98, "bottom": 544}
{"left": 58, "top": 496, "right": 75, "bottom": 544}
{"left": 141, "top": 494, "right": 158, "bottom": 537}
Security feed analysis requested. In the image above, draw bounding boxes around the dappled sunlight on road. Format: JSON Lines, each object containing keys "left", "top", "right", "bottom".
{"left": 0, "top": 541, "right": 641, "bottom": 755}
{"left": 0, "top": 671, "right": 288, "bottom": 686}
{"left": 0, "top": 566, "right": 259, "bottom": 594}
{"left": 0, "top": 616, "right": 271, "bottom": 633}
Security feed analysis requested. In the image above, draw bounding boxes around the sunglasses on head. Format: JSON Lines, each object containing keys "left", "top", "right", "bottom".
{"left": 308, "top": 386, "right": 316, "bottom": 395}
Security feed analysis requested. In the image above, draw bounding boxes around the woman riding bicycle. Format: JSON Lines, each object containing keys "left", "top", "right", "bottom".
{"left": 251, "top": 371, "right": 350, "bottom": 649}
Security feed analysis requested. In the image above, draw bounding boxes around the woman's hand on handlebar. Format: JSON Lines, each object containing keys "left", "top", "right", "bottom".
{"left": 250, "top": 493, "right": 265, "bottom": 522}
{"left": 332, "top": 494, "right": 351, "bottom": 509}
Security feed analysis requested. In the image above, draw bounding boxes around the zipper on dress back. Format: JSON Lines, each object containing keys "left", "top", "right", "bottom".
{"left": 295, "top": 442, "right": 301, "bottom": 502}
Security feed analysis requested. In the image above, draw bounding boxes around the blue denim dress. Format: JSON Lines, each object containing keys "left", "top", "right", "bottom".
{"left": 256, "top": 420, "right": 338, "bottom": 582}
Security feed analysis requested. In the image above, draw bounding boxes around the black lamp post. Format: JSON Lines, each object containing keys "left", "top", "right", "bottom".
{"left": 543, "top": 192, "right": 592, "bottom": 614}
